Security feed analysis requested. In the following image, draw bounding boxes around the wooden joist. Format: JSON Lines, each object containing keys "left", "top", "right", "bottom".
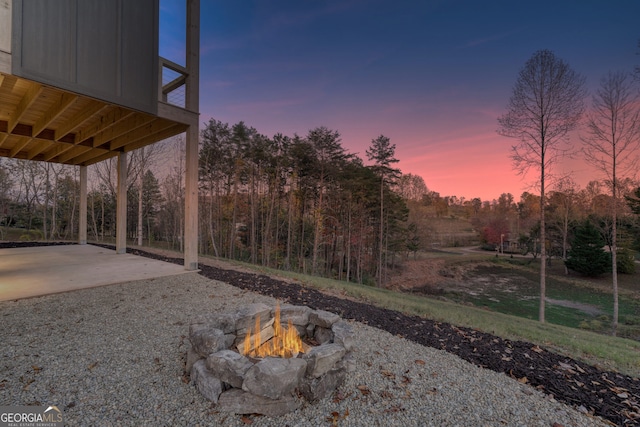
{"left": 0, "top": 74, "right": 187, "bottom": 165}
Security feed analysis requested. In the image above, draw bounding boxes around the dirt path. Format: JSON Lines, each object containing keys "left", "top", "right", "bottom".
{"left": 547, "top": 298, "right": 604, "bottom": 316}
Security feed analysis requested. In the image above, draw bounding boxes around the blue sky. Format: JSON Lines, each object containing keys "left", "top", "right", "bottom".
{"left": 161, "top": 0, "right": 640, "bottom": 200}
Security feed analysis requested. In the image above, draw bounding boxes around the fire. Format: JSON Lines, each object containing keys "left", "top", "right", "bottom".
{"left": 241, "top": 305, "right": 305, "bottom": 358}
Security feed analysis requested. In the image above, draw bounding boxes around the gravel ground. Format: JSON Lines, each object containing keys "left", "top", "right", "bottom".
{"left": 0, "top": 274, "right": 607, "bottom": 426}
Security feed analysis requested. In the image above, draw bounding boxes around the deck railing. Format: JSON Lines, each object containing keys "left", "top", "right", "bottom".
{"left": 159, "top": 56, "right": 188, "bottom": 109}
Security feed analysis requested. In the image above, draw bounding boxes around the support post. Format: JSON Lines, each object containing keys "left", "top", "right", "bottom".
{"left": 184, "top": 125, "right": 198, "bottom": 270}
{"left": 116, "top": 153, "right": 127, "bottom": 254}
{"left": 183, "top": 0, "right": 200, "bottom": 270}
{"left": 79, "top": 165, "right": 87, "bottom": 245}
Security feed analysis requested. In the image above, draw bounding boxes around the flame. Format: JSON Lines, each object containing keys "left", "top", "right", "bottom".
{"left": 241, "top": 305, "right": 305, "bottom": 358}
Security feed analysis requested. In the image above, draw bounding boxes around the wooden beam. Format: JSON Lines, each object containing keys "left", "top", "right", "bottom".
{"left": 157, "top": 101, "right": 198, "bottom": 125}
{"left": 108, "top": 118, "right": 175, "bottom": 150}
{"left": 8, "top": 83, "right": 43, "bottom": 133}
{"left": 162, "top": 74, "right": 187, "bottom": 95}
{"left": 116, "top": 153, "right": 127, "bottom": 254}
{"left": 0, "top": 120, "right": 74, "bottom": 143}
{"left": 0, "top": 133, "right": 7, "bottom": 148}
{"left": 33, "top": 92, "right": 77, "bottom": 136}
{"left": 160, "top": 57, "right": 188, "bottom": 75}
{"left": 54, "top": 101, "right": 106, "bottom": 141}
{"left": 9, "top": 137, "right": 31, "bottom": 157}
{"left": 41, "top": 142, "right": 75, "bottom": 162}
{"left": 91, "top": 113, "right": 154, "bottom": 148}
{"left": 0, "top": 73, "right": 16, "bottom": 92}
{"left": 26, "top": 140, "right": 50, "bottom": 160}
{"left": 74, "top": 106, "right": 133, "bottom": 143}
{"left": 122, "top": 124, "right": 188, "bottom": 153}
{"left": 55, "top": 145, "right": 93, "bottom": 164}
{"left": 68, "top": 145, "right": 114, "bottom": 166}
{"left": 79, "top": 151, "right": 118, "bottom": 167}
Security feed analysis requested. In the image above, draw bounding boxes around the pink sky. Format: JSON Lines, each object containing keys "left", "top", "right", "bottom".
{"left": 177, "top": 1, "right": 638, "bottom": 203}
{"left": 201, "top": 97, "right": 603, "bottom": 203}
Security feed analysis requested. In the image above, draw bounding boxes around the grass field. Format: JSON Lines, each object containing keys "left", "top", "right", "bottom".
{"left": 0, "top": 226, "right": 43, "bottom": 241}
{"left": 432, "top": 258, "right": 640, "bottom": 340}
{"left": 197, "top": 252, "right": 640, "bottom": 377}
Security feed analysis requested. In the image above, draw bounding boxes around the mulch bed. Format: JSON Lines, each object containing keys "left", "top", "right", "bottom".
{"left": 3, "top": 241, "right": 640, "bottom": 426}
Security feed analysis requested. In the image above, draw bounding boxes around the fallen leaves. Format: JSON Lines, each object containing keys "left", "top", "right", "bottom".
{"left": 414, "top": 359, "right": 426, "bottom": 365}
{"left": 326, "top": 409, "right": 349, "bottom": 426}
{"left": 87, "top": 361, "right": 99, "bottom": 372}
{"left": 240, "top": 415, "right": 252, "bottom": 424}
{"left": 379, "top": 390, "right": 394, "bottom": 399}
{"left": 21, "top": 378, "right": 35, "bottom": 391}
{"left": 180, "top": 372, "right": 190, "bottom": 384}
{"left": 332, "top": 391, "right": 351, "bottom": 403}
{"left": 357, "top": 385, "right": 370, "bottom": 396}
{"left": 383, "top": 404, "right": 404, "bottom": 413}
{"left": 380, "top": 369, "right": 395, "bottom": 380}
{"left": 426, "top": 387, "right": 438, "bottom": 395}
{"left": 509, "top": 370, "right": 528, "bottom": 384}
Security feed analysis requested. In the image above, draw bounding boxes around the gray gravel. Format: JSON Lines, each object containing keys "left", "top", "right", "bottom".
{"left": 0, "top": 274, "right": 607, "bottom": 426}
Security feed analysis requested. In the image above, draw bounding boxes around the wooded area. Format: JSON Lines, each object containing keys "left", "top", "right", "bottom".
{"left": 2, "top": 116, "right": 640, "bottom": 288}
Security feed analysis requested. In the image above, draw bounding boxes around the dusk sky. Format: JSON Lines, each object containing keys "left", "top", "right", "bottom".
{"left": 160, "top": 1, "right": 640, "bottom": 201}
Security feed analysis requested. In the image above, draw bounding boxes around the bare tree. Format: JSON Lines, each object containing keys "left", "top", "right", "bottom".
{"left": 395, "top": 173, "right": 428, "bottom": 201}
{"left": 581, "top": 71, "right": 640, "bottom": 335}
{"left": 547, "top": 178, "right": 579, "bottom": 274}
{"left": 498, "top": 49, "right": 586, "bottom": 323}
{"left": 131, "top": 141, "right": 169, "bottom": 246}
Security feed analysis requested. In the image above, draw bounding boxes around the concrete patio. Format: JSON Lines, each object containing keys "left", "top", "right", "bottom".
{"left": 0, "top": 244, "right": 196, "bottom": 301}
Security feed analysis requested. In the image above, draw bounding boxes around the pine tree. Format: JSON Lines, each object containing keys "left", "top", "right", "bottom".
{"left": 565, "top": 220, "right": 611, "bottom": 277}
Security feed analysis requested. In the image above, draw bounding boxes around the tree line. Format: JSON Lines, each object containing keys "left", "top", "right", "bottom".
{"left": 0, "top": 126, "right": 433, "bottom": 287}
{"left": 197, "top": 121, "right": 411, "bottom": 285}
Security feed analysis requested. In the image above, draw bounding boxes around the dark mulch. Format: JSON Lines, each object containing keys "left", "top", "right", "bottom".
{"left": 3, "top": 241, "right": 640, "bottom": 426}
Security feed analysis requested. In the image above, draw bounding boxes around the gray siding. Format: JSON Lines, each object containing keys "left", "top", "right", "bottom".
{"left": 12, "top": 0, "right": 158, "bottom": 114}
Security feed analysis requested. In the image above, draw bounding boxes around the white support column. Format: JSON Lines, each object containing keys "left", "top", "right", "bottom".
{"left": 184, "top": 125, "right": 198, "bottom": 270}
{"left": 116, "top": 153, "right": 127, "bottom": 254}
{"left": 79, "top": 165, "right": 87, "bottom": 245}
{"left": 183, "top": 0, "right": 200, "bottom": 270}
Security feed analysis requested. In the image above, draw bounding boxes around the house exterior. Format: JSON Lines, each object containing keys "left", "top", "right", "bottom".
{"left": 0, "top": 0, "right": 200, "bottom": 269}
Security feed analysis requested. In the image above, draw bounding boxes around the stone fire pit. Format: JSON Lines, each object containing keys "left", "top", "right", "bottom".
{"left": 185, "top": 303, "right": 355, "bottom": 416}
